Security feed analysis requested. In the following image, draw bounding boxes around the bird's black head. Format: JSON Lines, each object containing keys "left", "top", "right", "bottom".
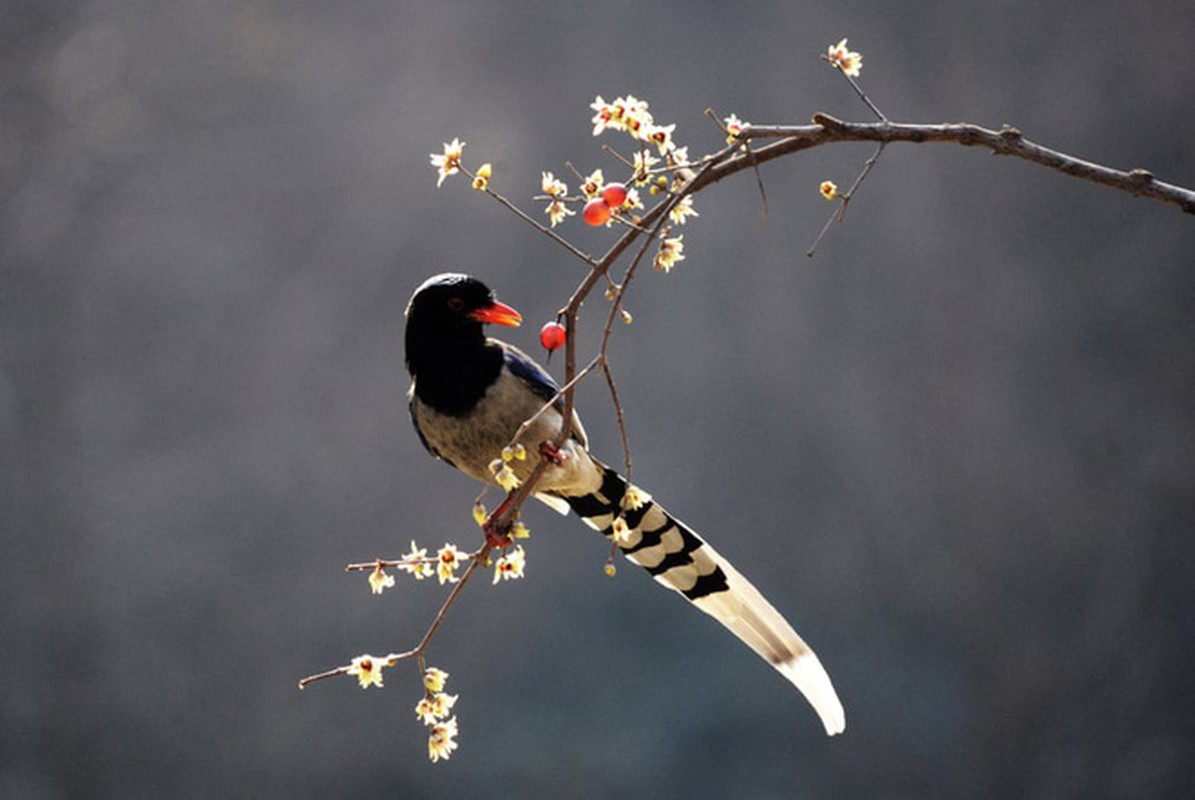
{"left": 404, "top": 273, "right": 522, "bottom": 378}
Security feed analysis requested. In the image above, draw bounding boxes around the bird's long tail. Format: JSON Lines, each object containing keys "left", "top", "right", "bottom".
{"left": 563, "top": 463, "right": 845, "bottom": 736}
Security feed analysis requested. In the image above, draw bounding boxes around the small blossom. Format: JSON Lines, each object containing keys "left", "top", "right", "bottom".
{"left": 348, "top": 654, "right": 386, "bottom": 689}
{"left": 545, "top": 199, "right": 574, "bottom": 227}
{"left": 368, "top": 564, "right": 396, "bottom": 595}
{"left": 827, "top": 38, "right": 862, "bottom": 77}
{"left": 592, "top": 95, "right": 654, "bottom": 138}
{"left": 397, "top": 540, "right": 435, "bottom": 580}
{"left": 633, "top": 149, "right": 659, "bottom": 184}
{"left": 495, "top": 466, "right": 520, "bottom": 493}
{"left": 416, "top": 692, "right": 459, "bottom": 725}
{"left": 423, "top": 667, "right": 449, "bottom": 692}
{"left": 490, "top": 460, "right": 520, "bottom": 493}
{"left": 604, "top": 563, "right": 617, "bottom": 577}
{"left": 669, "top": 196, "right": 699, "bottom": 226}
{"left": 590, "top": 95, "right": 625, "bottom": 136}
{"left": 624, "top": 187, "right": 643, "bottom": 210}
{"left": 541, "top": 171, "right": 568, "bottom": 198}
{"left": 624, "top": 485, "right": 652, "bottom": 511}
{"left": 436, "top": 543, "right": 467, "bottom": 584}
{"left": 492, "top": 545, "right": 527, "bottom": 584}
{"left": 645, "top": 122, "right": 676, "bottom": 155}
{"left": 819, "top": 180, "right": 840, "bottom": 201}
{"left": 471, "top": 162, "right": 492, "bottom": 191}
{"left": 500, "top": 443, "right": 527, "bottom": 463}
{"left": 654, "top": 235, "right": 685, "bottom": 272}
{"left": 472, "top": 502, "right": 488, "bottom": 527}
{"left": 611, "top": 516, "right": 633, "bottom": 544}
{"left": 621, "top": 309, "right": 633, "bottom": 325}
{"left": 724, "top": 113, "right": 750, "bottom": 144}
{"left": 620, "top": 95, "right": 650, "bottom": 119}
{"left": 430, "top": 138, "right": 465, "bottom": 187}
{"left": 667, "top": 146, "right": 691, "bottom": 169}
{"left": 428, "top": 717, "right": 459, "bottom": 763}
{"left": 620, "top": 95, "right": 653, "bottom": 139}
{"left": 509, "top": 520, "right": 531, "bottom": 539}
{"left": 580, "top": 169, "right": 605, "bottom": 199}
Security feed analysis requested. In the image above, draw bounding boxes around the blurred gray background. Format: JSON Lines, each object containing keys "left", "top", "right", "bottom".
{"left": 3, "top": 1, "right": 1194, "bottom": 798}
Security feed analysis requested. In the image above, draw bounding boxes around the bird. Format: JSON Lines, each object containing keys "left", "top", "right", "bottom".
{"left": 405, "top": 272, "right": 845, "bottom": 736}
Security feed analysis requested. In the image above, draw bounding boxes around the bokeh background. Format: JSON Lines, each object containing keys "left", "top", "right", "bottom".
{"left": 4, "top": 2, "right": 1193, "bottom": 797}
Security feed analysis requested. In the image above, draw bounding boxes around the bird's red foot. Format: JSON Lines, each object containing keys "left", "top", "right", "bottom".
{"left": 482, "top": 495, "right": 514, "bottom": 549}
{"left": 539, "top": 440, "right": 571, "bottom": 465}
{"left": 482, "top": 520, "right": 512, "bottom": 549}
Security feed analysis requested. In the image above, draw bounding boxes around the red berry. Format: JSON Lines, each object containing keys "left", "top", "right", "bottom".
{"left": 601, "top": 182, "right": 628, "bottom": 208}
{"left": 582, "top": 197, "right": 611, "bottom": 226}
{"left": 539, "top": 321, "right": 566, "bottom": 351}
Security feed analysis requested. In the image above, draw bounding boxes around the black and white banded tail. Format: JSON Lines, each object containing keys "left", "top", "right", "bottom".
{"left": 564, "top": 464, "right": 846, "bottom": 736}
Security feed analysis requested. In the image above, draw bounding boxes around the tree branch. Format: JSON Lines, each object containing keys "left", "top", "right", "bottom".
{"left": 732, "top": 114, "right": 1194, "bottom": 213}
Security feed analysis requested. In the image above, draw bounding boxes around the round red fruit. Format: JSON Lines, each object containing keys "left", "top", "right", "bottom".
{"left": 539, "top": 321, "right": 567, "bottom": 351}
{"left": 583, "top": 198, "right": 612, "bottom": 226}
{"left": 601, "top": 182, "right": 628, "bottom": 208}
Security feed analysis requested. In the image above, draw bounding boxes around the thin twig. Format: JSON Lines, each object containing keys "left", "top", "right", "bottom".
{"left": 705, "top": 107, "right": 768, "bottom": 227}
{"left": 298, "top": 664, "right": 353, "bottom": 689}
{"left": 413, "top": 546, "right": 491, "bottom": 653}
{"left": 806, "top": 203, "right": 842, "bottom": 259}
{"left": 593, "top": 192, "right": 677, "bottom": 478}
{"left": 508, "top": 355, "right": 603, "bottom": 447}
{"left": 299, "top": 544, "right": 493, "bottom": 689}
{"left": 465, "top": 165, "right": 598, "bottom": 265}
{"left": 807, "top": 141, "right": 887, "bottom": 257}
{"left": 601, "top": 363, "right": 632, "bottom": 482}
{"left": 345, "top": 556, "right": 454, "bottom": 572}
{"left": 750, "top": 149, "right": 768, "bottom": 229}
{"left": 602, "top": 144, "right": 635, "bottom": 169}
{"left": 836, "top": 66, "right": 887, "bottom": 122}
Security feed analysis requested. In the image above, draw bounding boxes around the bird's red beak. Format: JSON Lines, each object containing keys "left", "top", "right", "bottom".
{"left": 470, "top": 299, "right": 523, "bottom": 327}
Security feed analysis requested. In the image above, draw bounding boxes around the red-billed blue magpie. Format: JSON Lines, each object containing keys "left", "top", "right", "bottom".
{"left": 405, "top": 273, "right": 845, "bottom": 736}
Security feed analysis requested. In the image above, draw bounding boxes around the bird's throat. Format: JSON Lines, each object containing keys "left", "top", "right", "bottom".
{"left": 410, "top": 339, "right": 505, "bottom": 417}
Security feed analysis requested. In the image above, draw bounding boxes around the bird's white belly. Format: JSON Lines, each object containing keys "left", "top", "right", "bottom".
{"left": 411, "top": 370, "right": 601, "bottom": 496}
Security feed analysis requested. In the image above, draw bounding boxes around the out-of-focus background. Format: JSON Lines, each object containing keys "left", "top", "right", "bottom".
{"left": 4, "top": 2, "right": 1193, "bottom": 797}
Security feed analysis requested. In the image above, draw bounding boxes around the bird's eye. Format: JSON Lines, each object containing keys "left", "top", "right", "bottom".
{"left": 447, "top": 298, "right": 465, "bottom": 312}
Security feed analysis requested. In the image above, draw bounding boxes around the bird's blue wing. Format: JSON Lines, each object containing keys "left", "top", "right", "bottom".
{"left": 503, "top": 344, "right": 561, "bottom": 406}
{"left": 501, "top": 342, "right": 588, "bottom": 449}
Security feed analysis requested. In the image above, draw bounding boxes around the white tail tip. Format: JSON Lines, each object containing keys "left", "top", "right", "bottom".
{"left": 780, "top": 652, "right": 846, "bottom": 736}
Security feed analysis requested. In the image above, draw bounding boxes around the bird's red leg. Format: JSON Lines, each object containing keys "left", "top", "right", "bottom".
{"left": 539, "top": 440, "right": 571, "bottom": 465}
{"left": 483, "top": 442, "right": 568, "bottom": 547}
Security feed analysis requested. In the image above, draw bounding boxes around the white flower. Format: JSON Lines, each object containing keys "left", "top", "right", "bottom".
{"left": 423, "top": 667, "right": 449, "bottom": 692}
{"left": 347, "top": 654, "right": 386, "bottom": 689}
{"left": 415, "top": 692, "right": 459, "bottom": 725}
{"left": 368, "top": 565, "right": 396, "bottom": 594}
{"left": 397, "top": 540, "right": 434, "bottom": 580}
{"left": 826, "top": 38, "right": 862, "bottom": 77}
{"left": 428, "top": 717, "right": 459, "bottom": 763}
{"left": 492, "top": 545, "right": 527, "bottom": 584}
{"left": 436, "top": 544, "right": 467, "bottom": 584}
{"left": 430, "top": 138, "right": 465, "bottom": 187}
